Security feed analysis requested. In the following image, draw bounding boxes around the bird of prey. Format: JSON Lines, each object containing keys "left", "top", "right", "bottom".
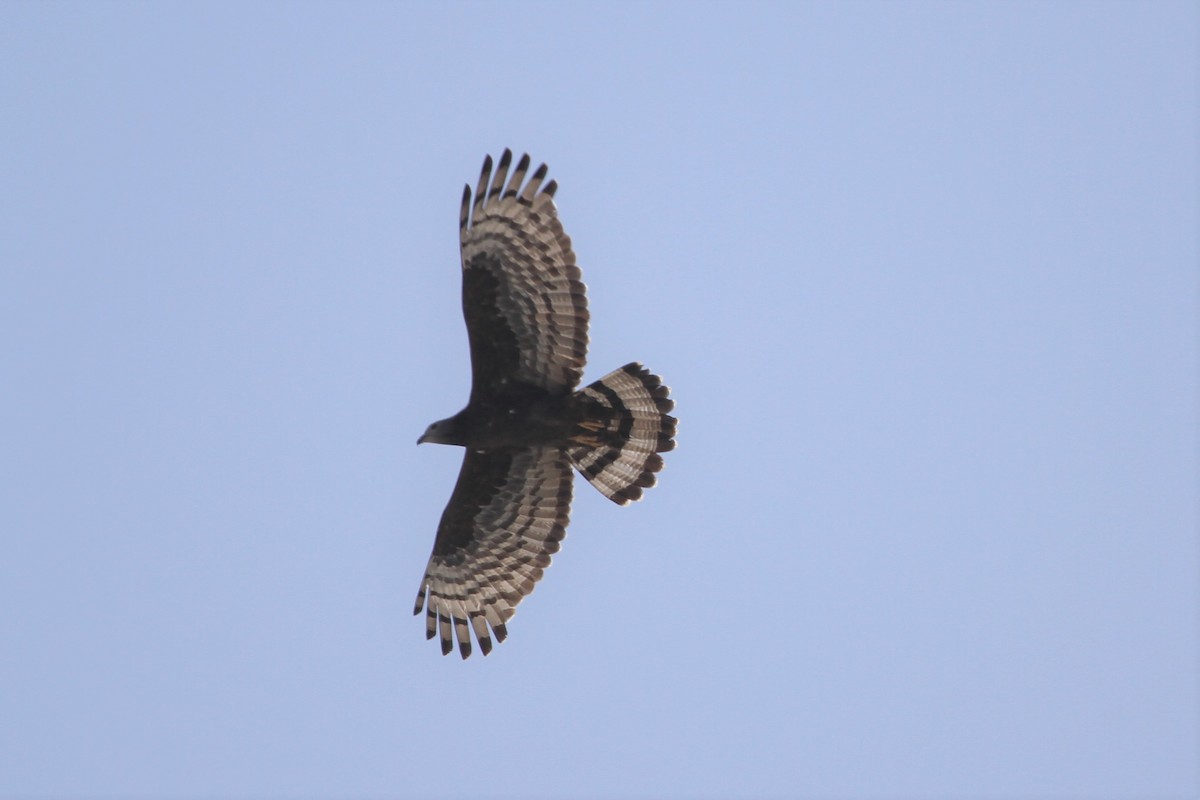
{"left": 414, "top": 150, "right": 677, "bottom": 658}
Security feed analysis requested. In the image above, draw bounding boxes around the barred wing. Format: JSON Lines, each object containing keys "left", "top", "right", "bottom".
{"left": 412, "top": 447, "right": 573, "bottom": 658}
{"left": 460, "top": 150, "right": 590, "bottom": 397}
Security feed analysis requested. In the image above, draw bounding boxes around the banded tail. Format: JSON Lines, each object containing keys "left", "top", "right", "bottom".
{"left": 567, "top": 363, "right": 677, "bottom": 505}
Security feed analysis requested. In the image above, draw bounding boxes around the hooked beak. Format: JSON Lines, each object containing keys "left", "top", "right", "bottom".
{"left": 418, "top": 420, "right": 449, "bottom": 445}
{"left": 417, "top": 422, "right": 437, "bottom": 445}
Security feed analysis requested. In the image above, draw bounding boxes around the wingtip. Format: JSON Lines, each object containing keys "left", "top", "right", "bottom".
{"left": 413, "top": 586, "right": 426, "bottom": 616}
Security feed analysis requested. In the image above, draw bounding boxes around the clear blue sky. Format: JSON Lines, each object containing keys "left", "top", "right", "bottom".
{"left": 2, "top": 2, "right": 1196, "bottom": 798}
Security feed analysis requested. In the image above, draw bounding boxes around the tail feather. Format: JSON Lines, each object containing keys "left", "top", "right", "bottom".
{"left": 567, "top": 363, "right": 677, "bottom": 505}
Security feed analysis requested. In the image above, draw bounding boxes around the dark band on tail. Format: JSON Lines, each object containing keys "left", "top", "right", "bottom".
{"left": 568, "top": 363, "right": 677, "bottom": 505}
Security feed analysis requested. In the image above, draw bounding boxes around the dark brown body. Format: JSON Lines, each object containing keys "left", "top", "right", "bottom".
{"left": 419, "top": 381, "right": 589, "bottom": 450}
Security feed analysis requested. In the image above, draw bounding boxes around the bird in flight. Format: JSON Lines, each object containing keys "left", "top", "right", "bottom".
{"left": 414, "top": 150, "right": 677, "bottom": 658}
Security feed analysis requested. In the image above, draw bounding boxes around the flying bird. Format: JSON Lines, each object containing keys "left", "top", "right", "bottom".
{"left": 415, "top": 150, "right": 677, "bottom": 659}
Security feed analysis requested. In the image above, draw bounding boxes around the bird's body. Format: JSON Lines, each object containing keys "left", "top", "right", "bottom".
{"left": 420, "top": 380, "right": 574, "bottom": 449}
{"left": 414, "top": 150, "right": 676, "bottom": 658}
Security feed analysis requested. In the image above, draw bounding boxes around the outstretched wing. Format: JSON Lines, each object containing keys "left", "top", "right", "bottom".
{"left": 412, "top": 447, "right": 573, "bottom": 658}
{"left": 459, "top": 150, "right": 589, "bottom": 397}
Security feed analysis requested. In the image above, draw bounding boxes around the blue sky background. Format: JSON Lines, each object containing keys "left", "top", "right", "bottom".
{"left": 2, "top": 2, "right": 1196, "bottom": 798}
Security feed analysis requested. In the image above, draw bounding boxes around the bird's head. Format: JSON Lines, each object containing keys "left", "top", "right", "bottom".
{"left": 418, "top": 416, "right": 461, "bottom": 446}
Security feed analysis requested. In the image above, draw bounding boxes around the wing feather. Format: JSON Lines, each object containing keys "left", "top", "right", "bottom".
{"left": 487, "top": 148, "right": 511, "bottom": 203}
{"left": 504, "top": 154, "right": 531, "bottom": 199}
{"left": 413, "top": 446, "right": 573, "bottom": 658}
{"left": 459, "top": 149, "right": 589, "bottom": 396}
{"left": 519, "top": 163, "right": 548, "bottom": 204}
{"left": 472, "top": 154, "right": 492, "bottom": 219}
